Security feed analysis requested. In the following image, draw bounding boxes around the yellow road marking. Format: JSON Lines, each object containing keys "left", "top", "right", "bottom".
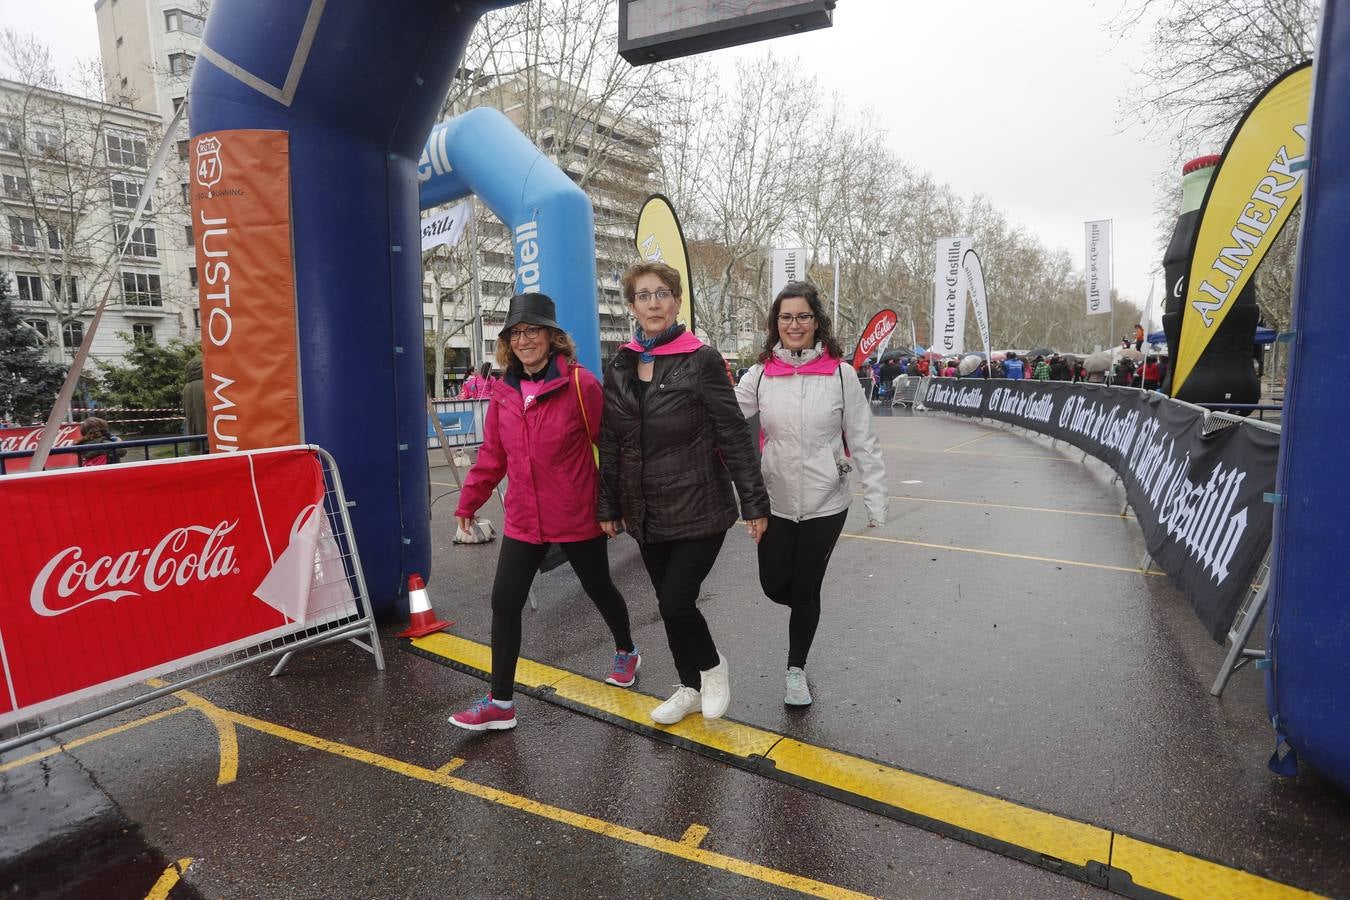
{"left": 149, "top": 678, "right": 238, "bottom": 785}
{"left": 409, "top": 634, "right": 1319, "bottom": 899}
{"left": 842, "top": 531, "right": 1164, "bottom": 576}
{"left": 1111, "top": 835, "right": 1320, "bottom": 899}
{"left": 942, "top": 432, "right": 997, "bottom": 452}
{"left": 0, "top": 705, "right": 191, "bottom": 774}
{"left": 145, "top": 857, "right": 193, "bottom": 900}
{"left": 437, "top": 758, "right": 466, "bottom": 775}
{"left": 879, "top": 493, "right": 1125, "bottom": 520}
{"left": 681, "top": 824, "right": 711, "bottom": 847}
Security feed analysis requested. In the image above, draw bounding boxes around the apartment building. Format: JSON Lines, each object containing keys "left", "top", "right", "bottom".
{"left": 0, "top": 78, "right": 176, "bottom": 365}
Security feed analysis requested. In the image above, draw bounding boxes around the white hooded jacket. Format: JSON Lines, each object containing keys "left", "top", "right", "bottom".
{"left": 736, "top": 344, "right": 888, "bottom": 525}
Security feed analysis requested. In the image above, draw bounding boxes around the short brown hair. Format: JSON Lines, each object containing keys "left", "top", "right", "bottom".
{"left": 621, "top": 261, "right": 682, "bottom": 304}
{"left": 495, "top": 326, "right": 576, "bottom": 369}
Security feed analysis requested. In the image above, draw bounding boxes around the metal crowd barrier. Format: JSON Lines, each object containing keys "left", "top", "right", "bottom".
{"left": 0, "top": 445, "right": 383, "bottom": 755}
{"left": 0, "top": 434, "right": 208, "bottom": 475}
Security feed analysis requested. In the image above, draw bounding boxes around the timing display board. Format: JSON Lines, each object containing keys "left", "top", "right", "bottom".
{"left": 619, "top": 0, "right": 834, "bottom": 65}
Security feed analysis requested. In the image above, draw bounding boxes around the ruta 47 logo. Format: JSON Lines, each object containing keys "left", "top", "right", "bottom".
{"left": 195, "top": 136, "right": 224, "bottom": 189}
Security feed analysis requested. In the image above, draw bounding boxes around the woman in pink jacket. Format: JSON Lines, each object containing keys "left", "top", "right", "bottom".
{"left": 449, "top": 293, "right": 638, "bottom": 731}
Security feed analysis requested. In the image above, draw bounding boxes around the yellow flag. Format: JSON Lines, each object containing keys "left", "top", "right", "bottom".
{"left": 634, "top": 194, "right": 694, "bottom": 329}
{"left": 1173, "top": 63, "right": 1312, "bottom": 395}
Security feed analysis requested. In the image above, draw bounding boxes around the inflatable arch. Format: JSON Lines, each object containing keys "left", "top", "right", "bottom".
{"left": 189, "top": 0, "right": 605, "bottom": 616}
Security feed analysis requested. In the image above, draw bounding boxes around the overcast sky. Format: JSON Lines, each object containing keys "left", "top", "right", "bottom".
{"left": 2, "top": 0, "right": 1184, "bottom": 325}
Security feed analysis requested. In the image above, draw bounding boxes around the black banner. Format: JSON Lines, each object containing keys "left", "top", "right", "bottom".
{"left": 921, "top": 378, "right": 1279, "bottom": 641}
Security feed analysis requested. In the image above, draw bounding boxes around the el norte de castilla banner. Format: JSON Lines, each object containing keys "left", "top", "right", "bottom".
{"left": 1173, "top": 62, "right": 1312, "bottom": 395}
{"left": 931, "top": 236, "right": 972, "bottom": 355}
{"left": 921, "top": 378, "right": 1278, "bottom": 641}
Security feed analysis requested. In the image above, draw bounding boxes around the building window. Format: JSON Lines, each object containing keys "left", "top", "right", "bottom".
{"left": 51, "top": 275, "right": 77, "bottom": 305}
{"left": 115, "top": 223, "right": 158, "bottom": 258}
{"left": 131, "top": 322, "right": 155, "bottom": 342}
{"left": 8, "top": 215, "right": 38, "bottom": 248}
{"left": 165, "top": 9, "right": 205, "bottom": 36}
{"left": 121, "top": 271, "right": 162, "bottom": 306}
{"left": 192, "top": 307, "right": 200, "bottom": 329}
{"left": 183, "top": 223, "right": 192, "bottom": 247}
{"left": 46, "top": 223, "right": 62, "bottom": 250}
{"left": 24, "top": 319, "right": 49, "bottom": 343}
{"left": 3, "top": 173, "right": 30, "bottom": 197}
{"left": 15, "top": 274, "right": 43, "bottom": 303}
{"left": 31, "top": 125, "right": 60, "bottom": 156}
{"left": 62, "top": 320, "right": 83, "bottom": 349}
{"left": 106, "top": 131, "right": 148, "bottom": 168}
{"left": 171, "top": 96, "right": 185, "bottom": 114}
{"left": 168, "top": 52, "right": 195, "bottom": 76}
{"left": 110, "top": 177, "right": 149, "bottom": 211}
{"left": 177, "top": 139, "right": 190, "bottom": 161}
{"left": 424, "top": 316, "right": 434, "bottom": 332}
{"left": 181, "top": 182, "right": 190, "bottom": 204}
{"left": 188, "top": 265, "right": 198, "bottom": 288}
{"left": 0, "top": 120, "right": 18, "bottom": 153}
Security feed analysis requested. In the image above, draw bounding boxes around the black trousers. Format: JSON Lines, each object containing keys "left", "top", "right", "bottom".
{"left": 490, "top": 535, "right": 633, "bottom": 701}
{"left": 756, "top": 510, "right": 849, "bottom": 668}
{"left": 638, "top": 532, "right": 726, "bottom": 688}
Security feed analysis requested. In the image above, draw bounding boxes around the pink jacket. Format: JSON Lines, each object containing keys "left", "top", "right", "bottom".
{"left": 455, "top": 355, "right": 603, "bottom": 544}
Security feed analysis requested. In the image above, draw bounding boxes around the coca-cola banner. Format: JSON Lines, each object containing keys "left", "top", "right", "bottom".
{"left": 0, "top": 447, "right": 357, "bottom": 726}
{"left": 852, "top": 309, "right": 899, "bottom": 369}
{"left": 921, "top": 378, "right": 1278, "bottom": 640}
{"left": 0, "top": 424, "right": 82, "bottom": 472}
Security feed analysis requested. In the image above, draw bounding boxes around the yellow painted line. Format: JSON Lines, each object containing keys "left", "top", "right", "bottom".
{"left": 768, "top": 739, "right": 1108, "bottom": 867}
{"left": 1111, "top": 835, "right": 1321, "bottom": 899}
{"left": 942, "top": 432, "right": 997, "bottom": 452}
{"left": 842, "top": 531, "right": 1165, "bottom": 576}
{"left": 166, "top": 686, "right": 240, "bottom": 786}
{"left": 681, "top": 824, "right": 711, "bottom": 847}
{"left": 0, "top": 706, "right": 191, "bottom": 774}
{"left": 414, "top": 632, "right": 572, "bottom": 690}
{"left": 200, "top": 701, "right": 870, "bottom": 899}
{"left": 878, "top": 493, "right": 1125, "bottom": 520}
{"left": 145, "top": 857, "right": 193, "bottom": 900}
{"left": 437, "top": 758, "right": 467, "bottom": 775}
{"left": 408, "top": 634, "right": 1320, "bottom": 898}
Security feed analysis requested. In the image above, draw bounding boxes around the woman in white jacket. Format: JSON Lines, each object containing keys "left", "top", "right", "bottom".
{"left": 735, "top": 281, "right": 888, "bottom": 706}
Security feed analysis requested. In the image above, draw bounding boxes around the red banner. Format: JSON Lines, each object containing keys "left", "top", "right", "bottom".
{"left": 0, "top": 424, "right": 82, "bottom": 471}
{"left": 0, "top": 448, "right": 355, "bottom": 726}
{"left": 191, "top": 130, "right": 301, "bottom": 453}
{"left": 852, "top": 309, "right": 900, "bottom": 368}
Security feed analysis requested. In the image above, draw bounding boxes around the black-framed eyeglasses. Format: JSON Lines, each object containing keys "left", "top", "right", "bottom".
{"left": 508, "top": 325, "right": 546, "bottom": 342}
{"left": 777, "top": 312, "right": 816, "bottom": 325}
{"left": 633, "top": 289, "right": 674, "bottom": 302}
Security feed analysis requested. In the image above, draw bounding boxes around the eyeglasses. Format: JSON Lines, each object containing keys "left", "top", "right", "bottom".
{"left": 508, "top": 325, "right": 546, "bottom": 342}
{"left": 633, "top": 289, "right": 674, "bottom": 302}
{"left": 777, "top": 312, "right": 816, "bottom": 325}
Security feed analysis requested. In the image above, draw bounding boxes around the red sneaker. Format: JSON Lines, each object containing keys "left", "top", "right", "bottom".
{"left": 604, "top": 648, "right": 641, "bottom": 687}
{"left": 448, "top": 695, "right": 517, "bottom": 731}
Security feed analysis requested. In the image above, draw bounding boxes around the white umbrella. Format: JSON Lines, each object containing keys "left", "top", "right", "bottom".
{"left": 958, "top": 354, "right": 983, "bottom": 376}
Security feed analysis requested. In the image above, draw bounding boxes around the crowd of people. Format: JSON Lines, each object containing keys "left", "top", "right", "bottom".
{"left": 448, "top": 265, "right": 886, "bottom": 731}
{"left": 853, "top": 346, "right": 1171, "bottom": 393}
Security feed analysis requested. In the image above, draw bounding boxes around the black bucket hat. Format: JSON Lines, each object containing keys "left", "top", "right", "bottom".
{"left": 501, "top": 292, "right": 561, "bottom": 335}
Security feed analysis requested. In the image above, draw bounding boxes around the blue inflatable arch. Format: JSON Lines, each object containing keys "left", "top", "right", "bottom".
{"left": 189, "top": 0, "right": 591, "bottom": 616}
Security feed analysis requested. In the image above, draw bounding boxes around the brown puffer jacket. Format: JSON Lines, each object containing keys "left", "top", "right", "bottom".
{"left": 598, "top": 342, "right": 769, "bottom": 543}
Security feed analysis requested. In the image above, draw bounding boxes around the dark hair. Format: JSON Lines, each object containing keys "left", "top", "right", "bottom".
{"left": 478, "top": 362, "right": 492, "bottom": 379}
{"left": 758, "top": 280, "right": 844, "bottom": 363}
{"left": 621, "top": 261, "right": 682, "bottom": 303}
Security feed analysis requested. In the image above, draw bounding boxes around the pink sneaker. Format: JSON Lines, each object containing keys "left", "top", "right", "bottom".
{"left": 604, "top": 648, "right": 641, "bottom": 687}
{"left": 448, "top": 695, "right": 517, "bottom": 731}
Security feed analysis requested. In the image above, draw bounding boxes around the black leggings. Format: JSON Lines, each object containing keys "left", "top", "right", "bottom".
{"left": 490, "top": 535, "right": 633, "bottom": 701}
{"left": 756, "top": 510, "right": 849, "bottom": 668}
{"left": 638, "top": 532, "right": 726, "bottom": 688}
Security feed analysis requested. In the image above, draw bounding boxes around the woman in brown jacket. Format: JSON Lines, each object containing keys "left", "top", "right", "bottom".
{"left": 599, "top": 261, "right": 770, "bottom": 726}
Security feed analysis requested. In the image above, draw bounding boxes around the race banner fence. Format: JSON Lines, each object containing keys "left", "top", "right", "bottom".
{"left": 920, "top": 378, "right": 1279, "bottom": 640}
{"left": 428, "top": 398, "right": 488, "bottom": 450}
{"left": 0, "top": 445, "right": 383, "bottom": 753}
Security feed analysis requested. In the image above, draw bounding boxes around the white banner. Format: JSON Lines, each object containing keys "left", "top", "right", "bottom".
{"left": 960, "top": 249, "right": 991, "bottom": 362}
{"left": 421, "top": 202, "right": 471, "bottom": 253}
{"left": 931, "top": 236, "right": 971, "bottom": 355}
{"left": 1084, "top": 219, "right": 1112, "bottom": 316}
{"left": 771, "top": 247, "right": 809, "bottom": 301}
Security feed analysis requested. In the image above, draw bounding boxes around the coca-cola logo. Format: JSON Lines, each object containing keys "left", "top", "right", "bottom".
{"left": 0, "top": 424, "right": 82, "bottom": 454}
{"left": 858, "top": 313, "right": 898, "bottom": 356}
{"left": 30, "top": 521, "right": 241, "bottom": 617}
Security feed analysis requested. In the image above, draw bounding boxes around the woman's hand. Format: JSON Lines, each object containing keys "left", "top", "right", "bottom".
{"left": 600, "top": 520, "right": 624, "bottom": 538}
{"left": 457, "top": 516, "right": 475, "bottom": 533}
{"left": 745, "top": 517, "right": 768, "bottom": 543}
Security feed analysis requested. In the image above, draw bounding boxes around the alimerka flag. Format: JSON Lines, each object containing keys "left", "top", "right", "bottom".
{"left": 635, "top": 194, "right": 695, "bottom": 330}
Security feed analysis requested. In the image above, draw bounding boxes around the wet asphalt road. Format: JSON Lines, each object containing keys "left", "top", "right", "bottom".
{"left": 3, "top": 410, "right": 1348, "bottom": 898}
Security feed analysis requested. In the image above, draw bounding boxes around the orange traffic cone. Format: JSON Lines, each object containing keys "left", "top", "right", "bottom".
{"left": 397, "top": 574, "right": 452, "bottom": 638}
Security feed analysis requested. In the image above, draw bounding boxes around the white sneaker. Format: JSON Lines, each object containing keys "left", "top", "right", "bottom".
{"left": 700, "top": 653, "right": 731, "bottom": 719}
{"left": 785, "top": 667, "right": 812, "bottom": 706}
{"left": 650, "top": 685, "right": 702, "bottom": 725}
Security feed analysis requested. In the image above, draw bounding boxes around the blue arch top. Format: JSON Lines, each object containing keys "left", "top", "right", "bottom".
{"left": 418, "top": 107, "right": 602, "bottom": 374}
